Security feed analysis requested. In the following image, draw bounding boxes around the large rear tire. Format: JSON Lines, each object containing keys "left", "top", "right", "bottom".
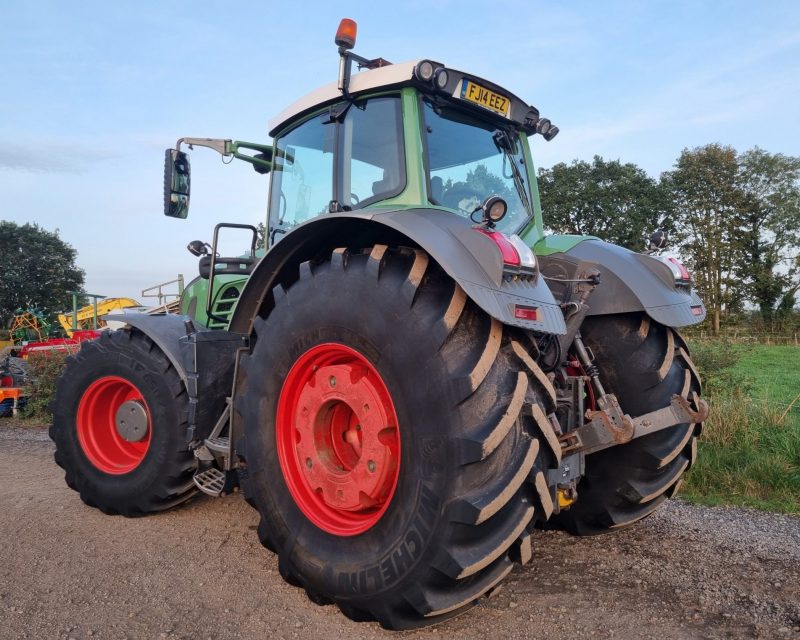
{"left": 50, "top": 330, "right": 197, "bottom": 515}
{"left": 552, "top": 313, "right": 702, "bottom": 535}
{"left": 237, "top": 246, "right": 559, "bottom": 629}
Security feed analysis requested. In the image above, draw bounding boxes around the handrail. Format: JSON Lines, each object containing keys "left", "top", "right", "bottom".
{"left": 141, "top": 275, "right": 185, "bottom": 307}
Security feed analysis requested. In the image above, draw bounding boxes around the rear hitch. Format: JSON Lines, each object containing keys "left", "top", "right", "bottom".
{"left": 559, "top": 392, "right": 708, "bottom": 456}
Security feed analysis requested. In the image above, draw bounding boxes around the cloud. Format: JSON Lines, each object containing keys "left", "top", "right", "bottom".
{"left": 0, "top": 141, "right": 120, "bottom": 174}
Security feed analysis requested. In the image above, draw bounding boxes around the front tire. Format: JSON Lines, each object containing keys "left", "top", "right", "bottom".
{"left": 238, "top": 246, "right": 557, "bottom": 629}
{"left": 50, "top": 330, "right": 197, "bottom": 515}
{"left": 552, "top": 313, "right": 702, "bottom": 535}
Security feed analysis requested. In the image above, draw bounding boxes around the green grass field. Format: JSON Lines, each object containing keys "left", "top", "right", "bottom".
{"left": 681, "top": 343, "right": 800, "bottom": 513}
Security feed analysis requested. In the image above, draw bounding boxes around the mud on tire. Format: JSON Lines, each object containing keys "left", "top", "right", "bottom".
{"left": 237, "top": 246, "right": 560, "bottom": 629}
{"left": 552, "top": 313, "right": 702, "bottom": 535}
{"left": 50, "top": 330, "right": 197, "bottom": 516}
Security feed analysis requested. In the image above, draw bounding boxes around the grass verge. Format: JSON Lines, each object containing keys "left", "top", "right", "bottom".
{"left": 680, "top": 343, "right": 800, "bottom": 513}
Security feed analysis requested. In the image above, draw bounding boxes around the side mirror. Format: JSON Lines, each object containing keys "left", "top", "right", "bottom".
{"left": 186, "top": 240, "right": 210, "bottom": 257}
{"left": 164, "top": 149, "right": 191, "bottom": 218}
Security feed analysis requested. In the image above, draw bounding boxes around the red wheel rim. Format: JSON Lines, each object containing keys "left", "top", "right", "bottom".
{"left": 276, "top": 343, "right": 401, "bottom": 536}
{"left": 76, "top": 376, "right": 152, "bottom": 475}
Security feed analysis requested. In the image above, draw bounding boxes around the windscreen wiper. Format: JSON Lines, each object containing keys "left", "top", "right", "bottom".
{"left": 493, "top": 130, "right": 532, "bottom": 218}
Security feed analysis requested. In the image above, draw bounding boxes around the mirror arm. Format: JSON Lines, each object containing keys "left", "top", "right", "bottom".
{"left": 230, "top": 141, "right": 273, "bottom": 172}
{"left": 176, "top": 137, "right": 233, "bottom": 156}
{"left": 175, "top": 138, "right": 273, "bottom": 173}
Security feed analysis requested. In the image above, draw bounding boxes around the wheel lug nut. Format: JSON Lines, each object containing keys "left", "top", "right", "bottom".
{"left": 367, "top": 460, "right": 376, "bottom": 473}
{"left": 305, "top": 458, "right": 313, "bottom": 469}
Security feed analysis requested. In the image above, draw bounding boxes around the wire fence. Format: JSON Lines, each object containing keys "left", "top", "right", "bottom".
{"left": 684, "top": 331, "right": 800, "bottom": 345}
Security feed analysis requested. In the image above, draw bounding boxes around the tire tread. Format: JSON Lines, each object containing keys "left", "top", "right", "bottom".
{"left": 237, "top": 245, "right": 554, "bottom": 629}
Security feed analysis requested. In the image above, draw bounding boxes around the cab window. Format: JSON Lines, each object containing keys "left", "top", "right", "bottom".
{"left": 423, "top": 100, "right": 533, "bottom": 233}
{"left": 268, "top": 95, "right": 405, "bottom": 243}
{"left": 269, "top": 114, "right": 334, "bottom": 232}
{"left": 339, "top": 96, "right": 405, "bottom": 209}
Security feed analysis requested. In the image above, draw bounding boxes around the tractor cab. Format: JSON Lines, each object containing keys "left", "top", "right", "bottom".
{"left": 262, "top": 31, "right": 559, "bottom": 243}
{"left": 265, "top": 68, "right": 554, "bottom": 241}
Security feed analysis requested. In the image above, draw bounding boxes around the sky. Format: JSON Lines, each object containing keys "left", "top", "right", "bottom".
{"left": 2, "top": 1, "right": 799, "bottom": 303}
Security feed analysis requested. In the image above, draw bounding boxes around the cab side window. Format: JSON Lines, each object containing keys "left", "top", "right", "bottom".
{"left": 339, "top": 97, "right": 405, "bottom": 209}
{"left": 268, "top": 95, "right": 405, "bottom": 244}
{"left": 269, "top": 114, "right": 334, "bottom": 233}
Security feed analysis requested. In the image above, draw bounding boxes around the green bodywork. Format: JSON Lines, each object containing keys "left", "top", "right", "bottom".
{"left": 371, "top": 89, "right": 429, "bottom": 209}
{"left": 530, "top": 233, "right": 597, "bottom": 255}
{"left": 180, "top": 86, "right": 592, "bottom": 328}
{"left": 180, "top": 274, "right": 247, "bottom": 329}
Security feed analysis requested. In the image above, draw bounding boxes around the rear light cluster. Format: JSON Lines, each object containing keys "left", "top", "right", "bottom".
{"left": 475, "top": 229, "right": 537, "bottom": 278}
{"left": 658, "top": 256, "right": 691, "bottom": 283}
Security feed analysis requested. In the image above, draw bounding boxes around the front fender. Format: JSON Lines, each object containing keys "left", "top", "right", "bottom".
{"left": 229, "top": 208, "right": 567, "bottom": 335}
{"left": 537, "top": 237, "right": 707, "bottom": 328}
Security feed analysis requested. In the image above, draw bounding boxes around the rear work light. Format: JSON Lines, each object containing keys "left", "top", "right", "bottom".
{"left": 475, "top": 229, "right": 537, "bottom": 274}
{"left": 415, "top": 60, "right": 436, "bottom": 82}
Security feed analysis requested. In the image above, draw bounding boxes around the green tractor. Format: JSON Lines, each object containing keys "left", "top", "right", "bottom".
{"left": 51, "top": 20, "right": 708, "bottom": 630}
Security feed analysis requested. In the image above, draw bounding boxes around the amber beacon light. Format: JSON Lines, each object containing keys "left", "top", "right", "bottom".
{"left": 335, "top": 18, "right": 357, "bottom": 49}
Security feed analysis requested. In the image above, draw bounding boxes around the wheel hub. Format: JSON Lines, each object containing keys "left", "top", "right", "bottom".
{"left": 114, "top": 400, "right": 149, "bottom": 442}
{"left": 76, "top": 376, "right": 152, "bottom": 475}
{"left": 277, "top": 344, "right": 401, "bottom": 536}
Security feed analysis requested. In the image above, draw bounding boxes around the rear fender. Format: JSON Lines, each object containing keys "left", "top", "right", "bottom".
{"left": 538, "top": 238, "right": 706, "bottom": 328}
{"left": 228, "top": 208, "right": 567, "bottom": 335}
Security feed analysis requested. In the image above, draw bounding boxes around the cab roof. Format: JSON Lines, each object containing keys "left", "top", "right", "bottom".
{"left": 268, "top": 59, "right": 555, "bottom": 141}
{"left": 269, "top": 61, "right": 420, "bottom": 135}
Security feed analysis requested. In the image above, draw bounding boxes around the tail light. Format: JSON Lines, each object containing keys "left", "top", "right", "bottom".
{"left": 476, "top": 229, "right": 519, "bottom": 266}
{"left": 658, "top": 256, "right": 691, "bottom": 282}
{"left": 475, "top": 230, "right": 537, "bottom": 274}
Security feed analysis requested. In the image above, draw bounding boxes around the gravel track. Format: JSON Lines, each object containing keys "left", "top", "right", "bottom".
{"left": 1, "top": 423, "right": 798, "bottom": 639}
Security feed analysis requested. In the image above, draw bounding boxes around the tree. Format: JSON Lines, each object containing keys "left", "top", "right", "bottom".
{"left": 537, "top": 156, "right": 674, "bottom": 250}
{"left": 663, "top": 145, "right": 748, "bottom": 334}
{"left": 0, "top": 222, "right": 85, "bottom": 326}
{"left": 256, "top": 221, "right": 266, "bottom": 250}
{"left": 737, "top": 148, "right": 800, "bottom": 323}
{"left": 465, "top": 163, "right": 516, "bottom": 203}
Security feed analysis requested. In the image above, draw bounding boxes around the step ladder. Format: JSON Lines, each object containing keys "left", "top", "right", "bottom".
{"left": 192, "top": 434, "right": 232, "bottom": 497}
{"left": 193, "top": 467, "right": 226, "bottom": 496}
{"left": 189, "top": 372, "right": 245, "bottom": 498}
